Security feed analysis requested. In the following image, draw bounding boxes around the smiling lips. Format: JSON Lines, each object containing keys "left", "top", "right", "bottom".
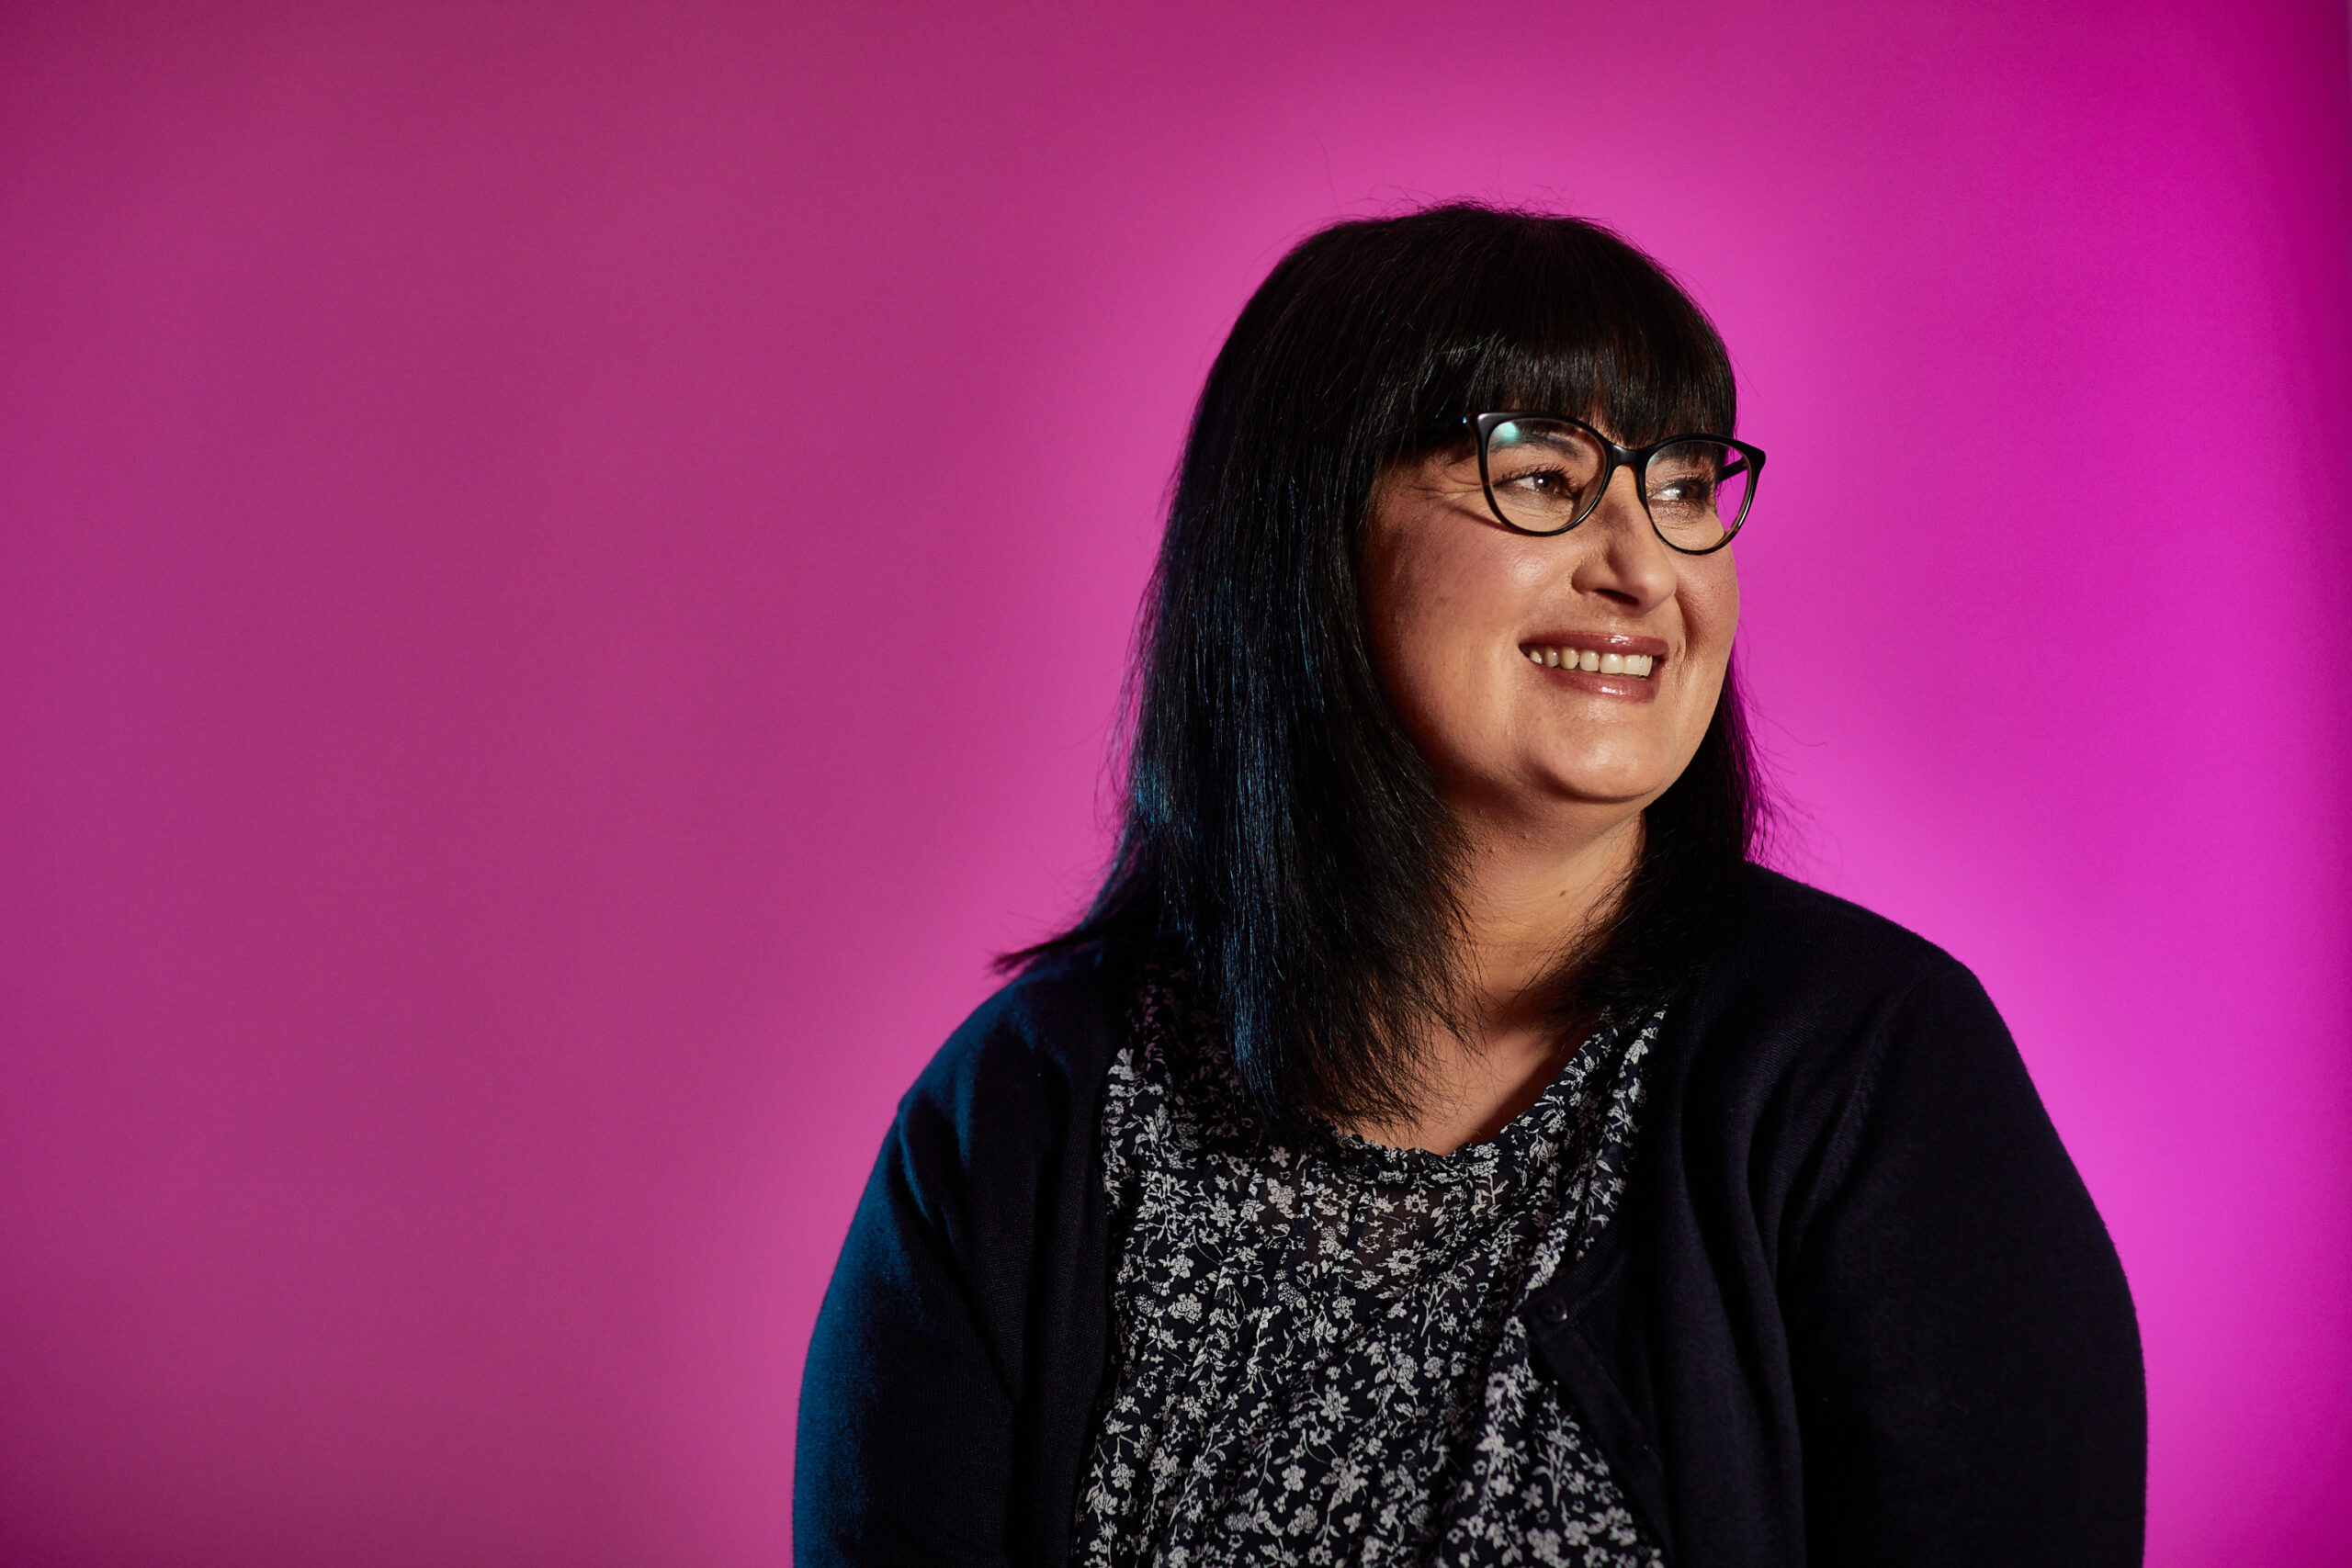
{"left": 1522, "top": 643, "right": 1661, "bottom": 679}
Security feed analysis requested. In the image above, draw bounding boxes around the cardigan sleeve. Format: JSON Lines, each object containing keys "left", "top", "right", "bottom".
{"left": 1781, "top": 961, "right": 2145, "bottom": 1566}
{"left": 793, "top": 1015, "right": 1049, "bottom": 1567}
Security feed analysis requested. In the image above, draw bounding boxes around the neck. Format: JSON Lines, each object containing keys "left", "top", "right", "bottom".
{"left": 1452, "top": 803, "right": 1643, "bottom": 1026}
{"left": 1348, "top": 801, "right": 1643, "bottom": 1155}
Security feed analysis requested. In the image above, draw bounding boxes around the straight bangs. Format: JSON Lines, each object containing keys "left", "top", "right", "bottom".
{"left": 1394, "top": 220, "right": 1739, "bottom": 462}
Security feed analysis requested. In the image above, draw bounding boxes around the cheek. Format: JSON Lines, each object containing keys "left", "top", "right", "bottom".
{"left": 1657, "top": 565, "right": 1738, "bottom": 764}
{"left": 1363, "top": 534, "right": 1532, "bottom": 754}
{"left": 1683, "top": 562, "right": 1740, "bottom": 676}
{"left": 1367, "top": 561, "right": 1478, "bottom": 728}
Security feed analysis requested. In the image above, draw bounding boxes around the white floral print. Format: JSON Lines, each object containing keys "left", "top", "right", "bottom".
{"left": 1075, "top": 971, "right": 1666, "bottom": 1568}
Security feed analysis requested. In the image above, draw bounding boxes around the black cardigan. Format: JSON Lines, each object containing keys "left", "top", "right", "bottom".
{"left": 795, "top": 866, "right": 2145, "bottom": 1565}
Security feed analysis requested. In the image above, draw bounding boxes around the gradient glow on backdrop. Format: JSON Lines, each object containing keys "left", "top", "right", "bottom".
{"left": 3, "top": 2, "right": 2347, "bottom": 1562}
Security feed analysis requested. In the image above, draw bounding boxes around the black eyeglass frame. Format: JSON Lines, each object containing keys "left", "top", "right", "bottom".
{"left": 1457, "top": 412, "right": 1766, "bottom": 555}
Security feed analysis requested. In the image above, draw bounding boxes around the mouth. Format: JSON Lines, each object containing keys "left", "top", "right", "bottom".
{"left": 1518, "top": 633, "right": 1670, "bottom": 682}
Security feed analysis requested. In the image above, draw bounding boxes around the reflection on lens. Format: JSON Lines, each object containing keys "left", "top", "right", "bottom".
{"left": 1645, "top": 440, "right": 1751, "bottom": 550}
{"left": 1484, "top": 419, "right": 1605, "bottom": 534}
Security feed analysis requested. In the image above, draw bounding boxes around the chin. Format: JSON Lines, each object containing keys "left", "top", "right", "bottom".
{"left": 1536, "top": 749, "right": 1666, "bottom": 802}
{"left": 1541, "top": 772, "right": 1664, "bottom": 809}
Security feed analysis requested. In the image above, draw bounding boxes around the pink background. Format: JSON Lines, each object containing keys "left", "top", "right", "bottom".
{"left": 4, "top": 2, "right": 2348, "bottom": 1562}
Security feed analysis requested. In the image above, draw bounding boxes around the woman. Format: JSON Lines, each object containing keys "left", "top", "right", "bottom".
{"left": 795, "top": 205, "right": 2144, "bottom": 1566}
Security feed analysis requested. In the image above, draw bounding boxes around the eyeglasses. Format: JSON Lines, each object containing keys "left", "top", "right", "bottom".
{"left": 1459, "top": 412, "right": 1765, "bottom": 555}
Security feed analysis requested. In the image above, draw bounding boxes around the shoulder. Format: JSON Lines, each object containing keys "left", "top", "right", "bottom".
{"left": 894, "top": 942, "right": 1140, "bottom": 1178}
{"left": 1667, "top": 864, "right": 2026, "bottom": 1166}
{"left": 1716, "top": 863, "right": 1969, "bottom": 998}
{"left": 1693, "top": 863, "right": 1998, "bottom": 1053}
{"left": 1640, "top": 868, "right": 2113, "bottom": 1301}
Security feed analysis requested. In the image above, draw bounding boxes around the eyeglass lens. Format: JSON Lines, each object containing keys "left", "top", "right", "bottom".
{"left": 1484, "top": 419, "right": 1751, "bottom": 548}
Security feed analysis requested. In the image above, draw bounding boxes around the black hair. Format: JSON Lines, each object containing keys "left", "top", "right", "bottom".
{"left": 1010, "top": 203, "right": 1764, "bottom": 1126}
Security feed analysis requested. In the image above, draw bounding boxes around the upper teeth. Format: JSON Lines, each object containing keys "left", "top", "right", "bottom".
{"left": 1525, "top": 646, "right": 1654, "bottom": 677}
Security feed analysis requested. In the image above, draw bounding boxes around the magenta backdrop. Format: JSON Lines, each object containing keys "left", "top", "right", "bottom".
{"left": 4, "top": 2, "right": 2348, "bottom": 1563}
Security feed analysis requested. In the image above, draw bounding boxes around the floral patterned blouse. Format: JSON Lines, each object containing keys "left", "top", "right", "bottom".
{"left": 1073, "top": 970, "right": 1668, "bottom": 1568}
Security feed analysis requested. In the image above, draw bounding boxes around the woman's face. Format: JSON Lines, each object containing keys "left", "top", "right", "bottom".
{"left": 1360, "top": 435, "right": 1739, "bottom": 829}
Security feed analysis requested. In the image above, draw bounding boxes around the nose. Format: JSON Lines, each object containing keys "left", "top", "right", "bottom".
{"left": 1569, "top": 464, "right": 1678, "bottom": 613}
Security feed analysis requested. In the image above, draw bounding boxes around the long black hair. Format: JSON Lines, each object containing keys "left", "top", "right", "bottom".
{"left": 1011, "top": 203, "right": 1764, "bottom": 1126}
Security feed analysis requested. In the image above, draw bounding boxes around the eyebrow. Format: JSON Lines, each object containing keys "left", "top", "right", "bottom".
{"left": 1502, "top": 428, "right": 1586, "bottom": 453}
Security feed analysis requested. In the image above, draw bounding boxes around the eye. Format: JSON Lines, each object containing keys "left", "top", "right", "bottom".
{"left": 1501, "top": 465, "right": 1577, "bottom": 495}
{"left": 1647, "top": 473, "right": 1715, "bottom": 506}
{"left": 1480, "top": 419, "right": 1606, "bottom": 529}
